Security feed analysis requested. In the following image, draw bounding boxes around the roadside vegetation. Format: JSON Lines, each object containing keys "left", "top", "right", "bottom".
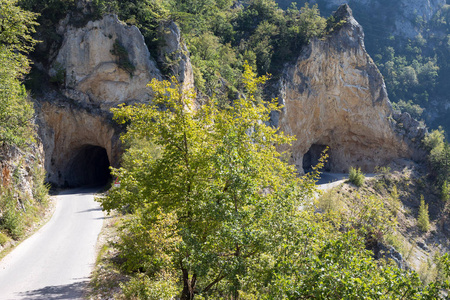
{"left": 0, "top": 0, "right": 50, "bottom": 251}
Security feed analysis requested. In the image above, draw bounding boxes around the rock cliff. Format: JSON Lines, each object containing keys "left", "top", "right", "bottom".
{"left": 35, "top": 6, "right": 424, "bottom": 185}
{"left": 50, "top": 14, "right": 162, "bottom": 110}
{"left": 277, "top": 4, "right": 425, "bottom": 173}
{"left": 0, "top": 139, "right": 45, "bottom": 206}
{"left": 36, "top": 14, "right": 194, "bottom": 186}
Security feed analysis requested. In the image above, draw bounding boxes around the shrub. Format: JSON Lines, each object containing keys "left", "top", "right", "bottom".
{"left": 0, "top": 232, "right": 9, "bottom": 246}
{"left": 441, "top": 180, "right": 449, "bottom": 202}
{"left": 111, "top": 39, "right": 135, "bottom": 75}
{"left": 0, "top": 190, "right": 24, "bottom": 239}
{"left": 417, "top": 196, "right": 430, "bottom": 232}
{"left": 348, "top": 167, "right": 365, "bottom": 187}
{"left": 32, "top": 160, "right": 49, "bottom": 204}
{"left": 120, "top": 273, "right": 178, "bottom": 300}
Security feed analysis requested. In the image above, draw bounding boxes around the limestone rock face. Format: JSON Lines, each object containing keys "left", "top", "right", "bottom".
{"left": 158, "top": 21, "right": 195, "bottom": 93}
{"left": 50, "top": 14, "right": 162, "bottom": 109}
{"left": 38, "top": 14, "right": 195, "bottom": 186}
{"left": 0, "top": 141, "right": 44, "bottom": 202}
{"left": 277, "top": 4, "right": 423, "bottom": 173}
{"left": 36, "top": 98, "right": 121, "bottom": 186}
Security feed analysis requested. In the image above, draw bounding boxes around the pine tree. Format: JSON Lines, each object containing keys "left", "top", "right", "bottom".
{"left": 417, "top": 195, "right": 430, "bottom": 232}
{"left": 442, "top": 180, "right": 449, "bottom": 202}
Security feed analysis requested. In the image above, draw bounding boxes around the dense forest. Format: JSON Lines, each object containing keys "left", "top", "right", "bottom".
{"left": 2, "top": 0, "right": 450, "bottom": 298}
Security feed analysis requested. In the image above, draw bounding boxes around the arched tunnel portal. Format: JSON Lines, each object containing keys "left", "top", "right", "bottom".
{"left": 302, "top": 144, "right": 332, "bottom": 173}
{"left": 63, "top": 145, "right": 112, "bottom": 187}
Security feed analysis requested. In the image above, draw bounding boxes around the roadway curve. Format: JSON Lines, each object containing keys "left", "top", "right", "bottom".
{"left": 0, "top": 188, "right": 104, "bottom": 300}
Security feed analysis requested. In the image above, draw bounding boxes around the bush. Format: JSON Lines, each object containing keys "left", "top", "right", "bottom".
{"left": 111, "top": 39, "right": 135, "bottom": 75}
{"left": 348, "top": 167, "right": 365, "bottom": 187}
{"left": 0, "top": 190, "right": 24, "bottom": 239}
{"left": 417, "top": 196, "right": 430, "bottom": 232}
{"left": 441, "top": 180, "right": 449, "bottom": 202}
{"left": 0, "top": 232, "right": 9, "bottom": 246}
{"left": 120, "top": 273, "right": 178, "bottom": 300}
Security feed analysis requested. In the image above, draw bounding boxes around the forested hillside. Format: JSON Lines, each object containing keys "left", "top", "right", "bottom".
{"left": 280, "top": 0, "right": 450, "bottom": 132}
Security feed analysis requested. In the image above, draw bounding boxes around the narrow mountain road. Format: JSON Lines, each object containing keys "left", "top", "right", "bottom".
{"left": 0, "top": 188, "right": 104, "bottom": 300}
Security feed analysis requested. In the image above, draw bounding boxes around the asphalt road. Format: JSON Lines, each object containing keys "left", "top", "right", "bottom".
{"left": 0, "top": 188, "right": 104, "bottom": 300}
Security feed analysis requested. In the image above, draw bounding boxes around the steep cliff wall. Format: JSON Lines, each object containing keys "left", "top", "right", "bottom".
{"left": 36, "top": 14, "right": 194, "bottom": 186}
{"left": 277, "top": 4, "right": 425, "bottom": 173}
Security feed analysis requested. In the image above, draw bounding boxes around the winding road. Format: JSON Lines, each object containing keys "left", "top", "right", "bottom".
{"left": 0, "top": 188, "right": 104, "bottom": 300}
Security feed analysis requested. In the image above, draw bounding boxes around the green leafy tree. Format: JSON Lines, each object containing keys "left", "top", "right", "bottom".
{"left": 101, "top": 63, "right": 317, "bottom": 299}
{"left": 423, "top": 128, "right": 450, "bottom": 185}
{"left": 0, "top": 0, "right": 38, "bottom": 147}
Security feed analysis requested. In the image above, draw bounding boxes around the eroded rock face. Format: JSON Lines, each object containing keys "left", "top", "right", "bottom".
{"left": 50, "top": 14, "right": 162, "bottom": 110}
{"left": 158, "top": 21, "right": 195, "bottom": 93}
{"left": 36, "top": 99, "right": 121, "bottom": 186}
{"left": 277, "top": 4, "right": 424, "bottom": 173}
{"left": 38, "top": 14, "right": 194, "bottom": 186}
{"left": 0, "top": 142, "right": 44, "bottom": 202}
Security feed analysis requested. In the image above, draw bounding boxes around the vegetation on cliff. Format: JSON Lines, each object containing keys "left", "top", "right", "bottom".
{"left": 0, "top": 0, "right": 49, "bottom": 247}
{"left": 20, "top": 0, "right": 327, "bottom": 101}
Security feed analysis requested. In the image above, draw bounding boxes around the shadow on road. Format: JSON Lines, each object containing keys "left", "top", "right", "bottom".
{"left": 19, "top": 280, "right": 89, "bottom": 300}
{"left": 316, "top": 172, "right": 348, "bottom": 185}
{"left": 76, "top": 207, "right": 103, "bottom": 214}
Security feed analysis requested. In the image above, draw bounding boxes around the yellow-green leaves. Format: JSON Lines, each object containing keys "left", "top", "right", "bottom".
{"left": 0, "top": 0, "right": 37, "bottom": 147}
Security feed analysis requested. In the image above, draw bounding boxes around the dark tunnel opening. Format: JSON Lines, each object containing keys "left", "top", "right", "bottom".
{"left": 64, "top": 145, "right": 112, "bottom": 187}
{"left": 303, "top": 144, "right": 331, "bottom": 173}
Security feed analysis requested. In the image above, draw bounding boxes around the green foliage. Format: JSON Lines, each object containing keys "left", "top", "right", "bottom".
{"left": 418, "top": 196, "right": 431, "bottom": 232}
{"left": 392, "top": 99, "right": 424, "bottom": 119}
{"left": 101, "top": 65, "right": 449, "bottom": 298}
{"left": 233, "top": 1, "right": 326, "bottom": 75}
{"left": 32, "top": 159, "right": 49, "bottom": 203}
{"left": 49, "top": 61, "right": 65, "bottom": 85}
{"left": 423, "top": 128, "right": 450, "bottom": 185}
{"left": 120, "top": 273, "right": 179, "bottom": 300}
{"left": 442, "top": 180, "right": 450, "bottom": 202}
{"left": 102, "top": 64, "right": 318, "bottom": 298}
{"left": 0, "top": 0, "right": 37, "bottom": 147}
{"left": 110, "top": 39, "right": 135, "bottom": 75}
{"left": 348, "top": 166, "right": 365, "bottom": 187}
{"left": 348, "top": 1, "right": 450, "bottom": 131}
{"left": 0, "top": 189, "right": 24, "bottom": 239}
{"left": 0, "top": 231, "right": 8, "bottom": 246}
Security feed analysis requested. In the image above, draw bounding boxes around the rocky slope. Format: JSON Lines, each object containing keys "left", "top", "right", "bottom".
{"left": 276, "top": 5, "right": 425, "bottom": 173}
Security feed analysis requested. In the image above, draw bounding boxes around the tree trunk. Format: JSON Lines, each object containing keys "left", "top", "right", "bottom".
{"left": 181, "top": 268, "right": 196, "bottom": 300}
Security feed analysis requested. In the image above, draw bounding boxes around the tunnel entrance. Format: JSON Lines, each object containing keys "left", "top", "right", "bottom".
{"left": 64, "top": 145, "right": 112, "bottom": 187}
{"left": 303, "top": 144, "right": 331, "bottom": 173}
